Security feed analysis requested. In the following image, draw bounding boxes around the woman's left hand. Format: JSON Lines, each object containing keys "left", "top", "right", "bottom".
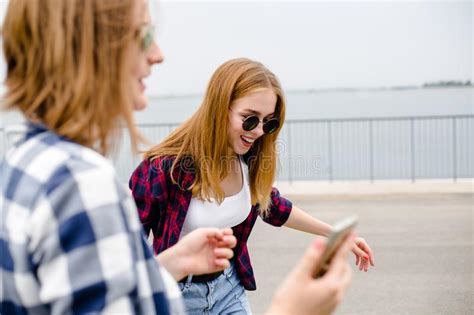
{"left": 351, "top": 237, "right": 375, "bottom": 272}
{"left": 178, "top": 227, "right": 237, "bottom": 276}
{"left": 157, "top": 227, "right": 237, "bottom": 280}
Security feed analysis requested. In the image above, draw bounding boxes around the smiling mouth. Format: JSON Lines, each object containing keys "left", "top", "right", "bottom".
{"left": 241, "top": 136, "right": 255, "bottom": 146}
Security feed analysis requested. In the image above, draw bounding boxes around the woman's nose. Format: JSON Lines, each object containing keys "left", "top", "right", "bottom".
{"left": 251, "top": 121, "right": 265, "bottom": 137}
{"left": 148, "top": 42, "right": 164, "bottom": 65}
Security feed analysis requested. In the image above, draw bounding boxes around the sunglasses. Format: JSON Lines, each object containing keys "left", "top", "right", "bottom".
{"left": 232, "top": 110, "right": 280, "bottom": 134}
{"left": 137, "top": 24, "right": 155, "bottom": 52}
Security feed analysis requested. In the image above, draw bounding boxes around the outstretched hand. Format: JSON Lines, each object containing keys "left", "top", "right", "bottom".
{"left": 157, "top": 228, "right": 237, "bottom": 280}
{"left": 351, "top": 236, "right": 375, "bottom": 272}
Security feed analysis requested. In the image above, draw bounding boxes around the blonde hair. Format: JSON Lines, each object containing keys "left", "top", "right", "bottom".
{"left": 2, "top": 0, "right": 143, "bottom": 155}
{"left": 146, "top": 58, "right": 286, "bottom": 214}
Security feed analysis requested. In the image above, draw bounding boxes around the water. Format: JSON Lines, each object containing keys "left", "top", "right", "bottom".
{"left": 133, "top": 86, "right": 473, "bottom": 124}
{"left": 1, "top": 87, "right": 473, "bottom": 126}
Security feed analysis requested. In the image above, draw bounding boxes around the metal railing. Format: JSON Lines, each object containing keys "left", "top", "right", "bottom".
{"left": 2, "top": 115, "right": 473, "bottom": 183}
{"left": 277, "top": 115, "right": 473, "bottom": 183}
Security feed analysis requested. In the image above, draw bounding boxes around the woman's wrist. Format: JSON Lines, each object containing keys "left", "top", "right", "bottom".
{"left": 156, "top": 245, "right": 187, "bottom": 281}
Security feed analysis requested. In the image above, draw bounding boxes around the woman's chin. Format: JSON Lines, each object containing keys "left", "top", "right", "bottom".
{"left": 233, "top": 144, "right": 251, "bottom": 155}
{"left": 132, "top": 98, "right": 148, "bottom": 111}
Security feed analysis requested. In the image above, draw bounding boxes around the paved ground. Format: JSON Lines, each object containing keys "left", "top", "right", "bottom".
{"left": 246, "top": 193, "right": 473, "bottom": 315}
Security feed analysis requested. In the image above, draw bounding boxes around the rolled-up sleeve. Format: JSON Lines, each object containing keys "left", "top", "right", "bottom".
{"left": 260, "top": 187, "right": 293, "bottom": 226}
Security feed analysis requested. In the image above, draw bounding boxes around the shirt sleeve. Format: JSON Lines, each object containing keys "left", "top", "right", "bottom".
{"left": 260, "top": 187, "right": 293, "bottom": 226}
{"left": 129, "top": 158, "right": 169, "bottom": 237}
{"left": 29, "top": 164, "right": 151, "bottom": 314}
{"left": 159, "top": 266, "right": 187, "bottom": 315}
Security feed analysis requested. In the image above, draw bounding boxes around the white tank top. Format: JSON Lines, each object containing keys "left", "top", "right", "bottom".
{"left": 180, "top": 157, "right": 252, "bottom": 238}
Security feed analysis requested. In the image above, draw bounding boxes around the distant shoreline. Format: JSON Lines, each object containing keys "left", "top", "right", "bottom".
{"left": 147, "top": 84, "right": 473, "bottom": 100}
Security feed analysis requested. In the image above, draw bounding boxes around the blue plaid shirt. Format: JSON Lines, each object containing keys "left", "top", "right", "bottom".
{"left": 0, "top": 122, "right": 185, "bottom": 315}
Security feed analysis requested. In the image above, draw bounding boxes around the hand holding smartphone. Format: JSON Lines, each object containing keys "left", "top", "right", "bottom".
{"left": 313, "top": 215, "right": 358, "bottom": 278}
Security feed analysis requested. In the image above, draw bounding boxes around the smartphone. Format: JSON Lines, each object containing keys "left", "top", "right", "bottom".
{"left": 314, "top": 215, "right": 358, "bottom": 278}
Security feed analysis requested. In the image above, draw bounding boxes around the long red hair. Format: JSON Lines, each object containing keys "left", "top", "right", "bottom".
{"left": 145, "top": 58, "right": 286, "bottom": 214}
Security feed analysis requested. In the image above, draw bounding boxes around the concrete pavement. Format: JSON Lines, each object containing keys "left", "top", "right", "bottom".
{"left": 246, "top": 193, "right": 473, "bottom": 315}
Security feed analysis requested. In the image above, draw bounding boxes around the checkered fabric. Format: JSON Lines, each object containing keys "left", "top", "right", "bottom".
{"left": 0, "top": 122, "right": 185, "bottom": 315}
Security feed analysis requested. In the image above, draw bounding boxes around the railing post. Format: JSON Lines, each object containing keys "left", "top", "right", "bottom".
{"left": 452, "top": 117, "right": 457, "bottom": 182}
{"left": 328, "top": 121, "right": 333, "bottom": 183}
{"left": 410, "top": 118, "right": 416, "bottom": 183}
{"left": 369, "top": 119, "right": 374, "bottom": 183}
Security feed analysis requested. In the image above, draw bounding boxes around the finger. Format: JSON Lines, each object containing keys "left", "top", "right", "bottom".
{"left": 217, "top": 235, "right": 237, "bottom": 249}
{"left": 364, "top": 258, "right": 368, "bottom": 271}
{"left": 214, "top": 248, "right": 234, "bottom": 260}
{"left": 201, "top": 228, "right": 223, "bottom": 241}
{"left": 358, "top": 249, "right": 372, "bottom": 270}
{"left": 221, "top": 228, "right": 234, "bottom": 236}
{"left": 358, "top": 239, "right": 375, "bottom": 266}
{"left": 214, "top": 258, "right": 230, "bottom": 270}
{"left": 355, "top": 254, "right": 360, "bottom": 266}
{"left": 201, "top": 227, "right": 223, "bottom": 241}
{"left": 352, "top": 244, "right": 367, "bottom": 259}
{"left": 364, "top": 245, "right": 375, "bottom": 266}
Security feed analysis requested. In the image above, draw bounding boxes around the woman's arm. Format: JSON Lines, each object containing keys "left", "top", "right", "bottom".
{"left": 283, "top": 205, "right": 375, "bottom": 271}
{"left": 283, "top": 205, "right": 333, "bottom": 237}
{"left": 263, "top": 187, "right": 374, "bottom": 270}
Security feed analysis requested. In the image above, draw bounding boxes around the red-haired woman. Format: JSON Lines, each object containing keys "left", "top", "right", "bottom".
{"left": 0, "top": 1, "right": 237, "bottom": 313}
{"left": 130, "top": 58, "right": 375, "bottom": 314}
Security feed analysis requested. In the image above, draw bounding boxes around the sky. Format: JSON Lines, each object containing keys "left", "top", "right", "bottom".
{"left": 0, "top": 0, "right": 472, "bottom": 97}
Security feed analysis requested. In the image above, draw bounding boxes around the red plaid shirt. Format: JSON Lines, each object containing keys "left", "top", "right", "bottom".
{"left": 129, "top": 156, "right": 293, "bottom": 290}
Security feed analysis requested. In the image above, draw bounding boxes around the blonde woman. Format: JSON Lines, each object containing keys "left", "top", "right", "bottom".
{"left": 0, "top": 1, "right": 238, "bottom": 314}
{"left": 130, "top": 58, "right": 375, "bottom": 314}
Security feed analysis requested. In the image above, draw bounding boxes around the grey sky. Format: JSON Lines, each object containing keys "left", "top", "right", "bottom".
{"left": 0, "top": 0, "right": 472, "bottom": 97}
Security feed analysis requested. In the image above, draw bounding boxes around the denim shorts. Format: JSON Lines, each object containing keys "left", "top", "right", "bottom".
{"left": 177, "top": 263, "right": 252, "bottom": 315}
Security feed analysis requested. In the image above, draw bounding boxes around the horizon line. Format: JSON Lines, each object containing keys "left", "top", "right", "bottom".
{"left": 148, "top": 82, "right": 473, "bottom": 100}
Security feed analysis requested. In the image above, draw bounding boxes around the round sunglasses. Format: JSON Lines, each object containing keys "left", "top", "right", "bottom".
{"left": 232, "top": 110, "right": 280, "bottom": 134}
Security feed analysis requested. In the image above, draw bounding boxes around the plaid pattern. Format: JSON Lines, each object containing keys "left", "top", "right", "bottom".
{"left": 130, "top": 156, "right": 293, "bottom": 291}
{"left": 0, "top": 123, "right": 186, "bottom": 315}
